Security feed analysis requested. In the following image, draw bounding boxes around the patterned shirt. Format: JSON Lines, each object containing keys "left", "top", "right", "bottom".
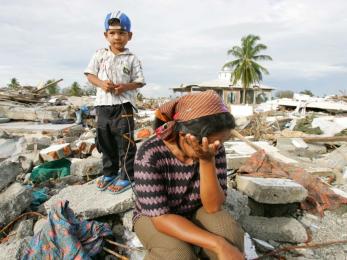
{"left": 133, "top": 135, "right": 227, "bottom": 223}
{"left": 84, "top": 48, "right": 145, "bottom": 107}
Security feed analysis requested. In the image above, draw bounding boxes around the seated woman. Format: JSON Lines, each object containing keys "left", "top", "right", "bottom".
{"left": 133, "top": 90, "right": 244, "bottom": 260}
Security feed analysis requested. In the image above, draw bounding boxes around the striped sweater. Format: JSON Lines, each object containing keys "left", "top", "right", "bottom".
{"left": 133, "top": 135, "right": 227, "bottom": 223}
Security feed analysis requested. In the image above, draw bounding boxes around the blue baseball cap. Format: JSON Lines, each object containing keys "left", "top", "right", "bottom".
{"left": 104, "top": 11, "right": 131, "bottom": 32}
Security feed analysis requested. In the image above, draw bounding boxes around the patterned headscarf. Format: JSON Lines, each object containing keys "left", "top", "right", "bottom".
{"left": 155, "top": 90, "right": 229, "bottom": 140}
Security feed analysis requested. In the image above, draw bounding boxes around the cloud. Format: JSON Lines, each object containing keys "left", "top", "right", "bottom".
{"left": 0, "top": 0, "right": 347, "bottom": 96}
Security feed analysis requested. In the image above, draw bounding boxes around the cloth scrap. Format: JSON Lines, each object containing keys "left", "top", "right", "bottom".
{"left": 23, "top": 200, "right": 112, "bottom": 259}
{"left": 238, "top": 150, "right": 347, "bottom": 216}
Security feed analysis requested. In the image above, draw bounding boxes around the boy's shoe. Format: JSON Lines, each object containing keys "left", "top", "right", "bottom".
{"left": 96, "top": 175, "right": 118, "bottom": 191}
{"left": 107, "top": 179, "right": 133, "bottom": 194}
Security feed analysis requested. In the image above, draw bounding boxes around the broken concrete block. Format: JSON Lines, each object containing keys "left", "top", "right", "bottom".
{"left": 70, "top": 157, "right": 102, "bottom": 177}
{"left": 241, "top": 216, "right": 308, "bottom": 243}
{"left": 91, "top": 147, "right": 102, "bottom": 158}
{"left": 314, "top": 144, "right": 347, "bottom": 171}
{"left": 224, "top": 189, "right": 250, "bottom": 220}
{"left": 122, "top": 210, "right": 134, "bottom": 231}
{"left": 0, "top": 183, "right": 32, "bottom": 226}
{"left": 0, "top": 236, "right": 32, "bottom": 260}
{"left": 236, "top": 176, "right": 308, "bottom": 204}
{"left": 39, "top": 143, "right": 72, "bottom": 161}
{"left": 15, "top": 219, "right": 34, "bottom": 240}
{"left": 25, "top": 135, "right": 52, "bottom": 150}
{"left": 226, "top": 154, "right": 250, "bottom": 170}
{"left": 74, "top": 138, "right": 96, "bottom": 155}
{"left": 18, "top": 155, "right": 34, "bottom": 174}
{"left": 44, "top": 180, "right": 134, "bottom": 220}
{"left": 0, "top": 160, "right": 22, "bottom": 191}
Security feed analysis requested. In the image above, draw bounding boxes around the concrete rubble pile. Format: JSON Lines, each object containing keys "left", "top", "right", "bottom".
{"left": 0, "top": 92, "right": 347, "bottom": 259}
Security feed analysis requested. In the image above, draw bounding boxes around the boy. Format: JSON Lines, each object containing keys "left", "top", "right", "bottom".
{"left": 84, "top": 11, "right": 145, "bottom": 193}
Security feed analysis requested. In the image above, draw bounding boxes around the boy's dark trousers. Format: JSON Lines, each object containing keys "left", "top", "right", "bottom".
{"left": 95, "top": 102, "right": 137, "bottom": 181}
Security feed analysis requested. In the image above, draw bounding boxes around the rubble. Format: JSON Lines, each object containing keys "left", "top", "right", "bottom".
{"left": 240, "top": 216, "right": 308, "bottom": 243}
{"left": 0, "top": 183, "right": 32, "bottom": 226}
{"left": 0, "top": 160, "right": 22, "bottom": 191}
{"left": 236, "top": 176, "right": 308, "bottom": 204}
{"left": 44, "top": 181, "right": 134, "bottom": 220}
{"left": 0, "top": 91, "right": 346, "bottom": 259}
{"left": 70, "top": 157, "right": 102, "bottom": 177}
{"left": 0, "top": 236, "right": 32, "bottom": 260}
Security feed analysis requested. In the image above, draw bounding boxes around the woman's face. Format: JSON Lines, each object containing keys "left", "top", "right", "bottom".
{"left": 179, "top": 129, "right": 232, "bottom": 160}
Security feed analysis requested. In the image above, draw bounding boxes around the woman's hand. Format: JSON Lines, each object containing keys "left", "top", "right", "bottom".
{"left": 215, "top": 237, "right": 245, "bottom": 260}
{"left": 185, "top": 134, "right": 220, "bottom": 161}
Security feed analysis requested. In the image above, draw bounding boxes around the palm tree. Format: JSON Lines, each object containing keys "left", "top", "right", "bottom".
{"left": 223, "top": 34, "right": 272, "bottom": 104}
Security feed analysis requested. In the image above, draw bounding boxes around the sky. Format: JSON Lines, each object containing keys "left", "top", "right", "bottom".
{"left": 1, "top": 0, "right": 347, "bottom": 97}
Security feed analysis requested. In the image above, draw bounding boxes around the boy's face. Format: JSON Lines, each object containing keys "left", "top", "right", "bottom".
{"left": 104, "top": 28, "right": 132, "bottom": 53}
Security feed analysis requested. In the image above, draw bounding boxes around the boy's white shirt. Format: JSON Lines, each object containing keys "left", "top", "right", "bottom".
{"left": 84, "top": 48, "right": 145, "bottom": 107}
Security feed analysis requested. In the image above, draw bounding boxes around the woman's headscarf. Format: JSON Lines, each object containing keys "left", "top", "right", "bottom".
{"left": 155, "top": 90, "right": 229, "bottom": 140}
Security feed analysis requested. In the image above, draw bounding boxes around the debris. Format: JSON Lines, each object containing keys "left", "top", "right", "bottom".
{"left": 29, "top": 158, "right": 71, "bottom": 184}
{"left": 23, "top": 200, "right": 112, "bottom": 259}
{"left": 241, "top": 216, "right": 308, "bottom": 243}
{"left": 44, "top": 181, "right": 134, "bottom": 220}
{"left": 70, "top": 157, "right": 102, "bottom": 177}
{"left": 0, "top": 183, "right": 32, "bottom": 226}
{"left": 0, "top": 160, "right": 22, "bottom": 191}
{"left": 238, "top": 150, "right": 347, "bottom": 215}
{"left": 236, "top": 176, "right": 308, "bottom": 204}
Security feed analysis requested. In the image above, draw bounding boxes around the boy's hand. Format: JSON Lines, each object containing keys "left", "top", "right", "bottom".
{"left": 113, "top": 83, "right": 128, "bottom": 95}
{"left": 100, "top": 80, "right": 115, "bottom": 92}
{"left": 184, "top": 134, "right": 220, "bottom": 161}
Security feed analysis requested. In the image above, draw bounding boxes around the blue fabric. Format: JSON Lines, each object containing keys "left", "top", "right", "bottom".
{"left": 23, "top": 200, "right": 112, "bottom": 260}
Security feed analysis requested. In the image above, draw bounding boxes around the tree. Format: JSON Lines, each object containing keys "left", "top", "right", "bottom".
{"left": 7, "top": 78, "right": 20, "bottom": 89}
{"left": 45, "top": 79, "right": 60, "bottom": 95}
{"left": 83, "top": 83, "right": 96, "bottom": 96}
{"left": 300, "top": 89, "right": 314, "bottom": 97}
{"left": 68, "top": 81, "right": 83, "bottom": 96}
{"left": 223, "top": 34, "right": 272, "bottom": 104}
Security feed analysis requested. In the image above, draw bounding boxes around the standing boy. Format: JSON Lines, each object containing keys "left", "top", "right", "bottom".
{"left": 84, "top": 11, "right": 145, "bottom": 193}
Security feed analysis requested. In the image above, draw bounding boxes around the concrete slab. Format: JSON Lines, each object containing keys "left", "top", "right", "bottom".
{"left": 236, "top": 176, "right": 308, "bottom": 204}
{"left": 44, "top": 180, "right": 134, "bottom": 220}
{"left": 224, "top": 141, "right": 297, "bottom": 164}
{"left": 0, "top": 183, "right": 32, "bottom": 226}
{"left": 241, "top": 216, "right": 308, "bottom": 243}
{"left": 0, "top": 121, "right": 77, "bottom": 135}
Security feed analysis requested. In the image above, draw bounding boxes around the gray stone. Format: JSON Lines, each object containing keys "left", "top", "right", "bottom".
{"left": 44, "top": 180, "right": 134, "bottom": 220}
{"left": 0, "top": 236, "right": 32, "bottom": 260}
{"left": 226, "top": 154, "right": 249, "bottom": 170}
{"left": 16, "top": 219, "right": 34, "bottom": 239}
{"left": 112, "top": 224, "right": 125, "bottom": 238}
{"left": 236, "top": 176, "right": 308, "bottom": 204}
{"left": 224, "top": 189, "right": 250, "bottom": 220}
{"left": 33, "top": 218, "right": 47, "bottom": 234}
{"left": 70, "top": 157, "right": 102, "bottom": 177}
{"left": 0, "top": 183, "right": 32, "bottom": 225}
{"left": 122, "top": 210, "right": 134, "bottom": 231}
{"left": 0, "top": 160, "right": 22, "bottom": 191}
{"left": 241, "top": 216, "right": 308, "bottom": 243}
{"left": 18, "top": 155, "right": 34, "bottom": 174}
{"left": 25, "top": 135, "right": 52, "bottom": 150}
